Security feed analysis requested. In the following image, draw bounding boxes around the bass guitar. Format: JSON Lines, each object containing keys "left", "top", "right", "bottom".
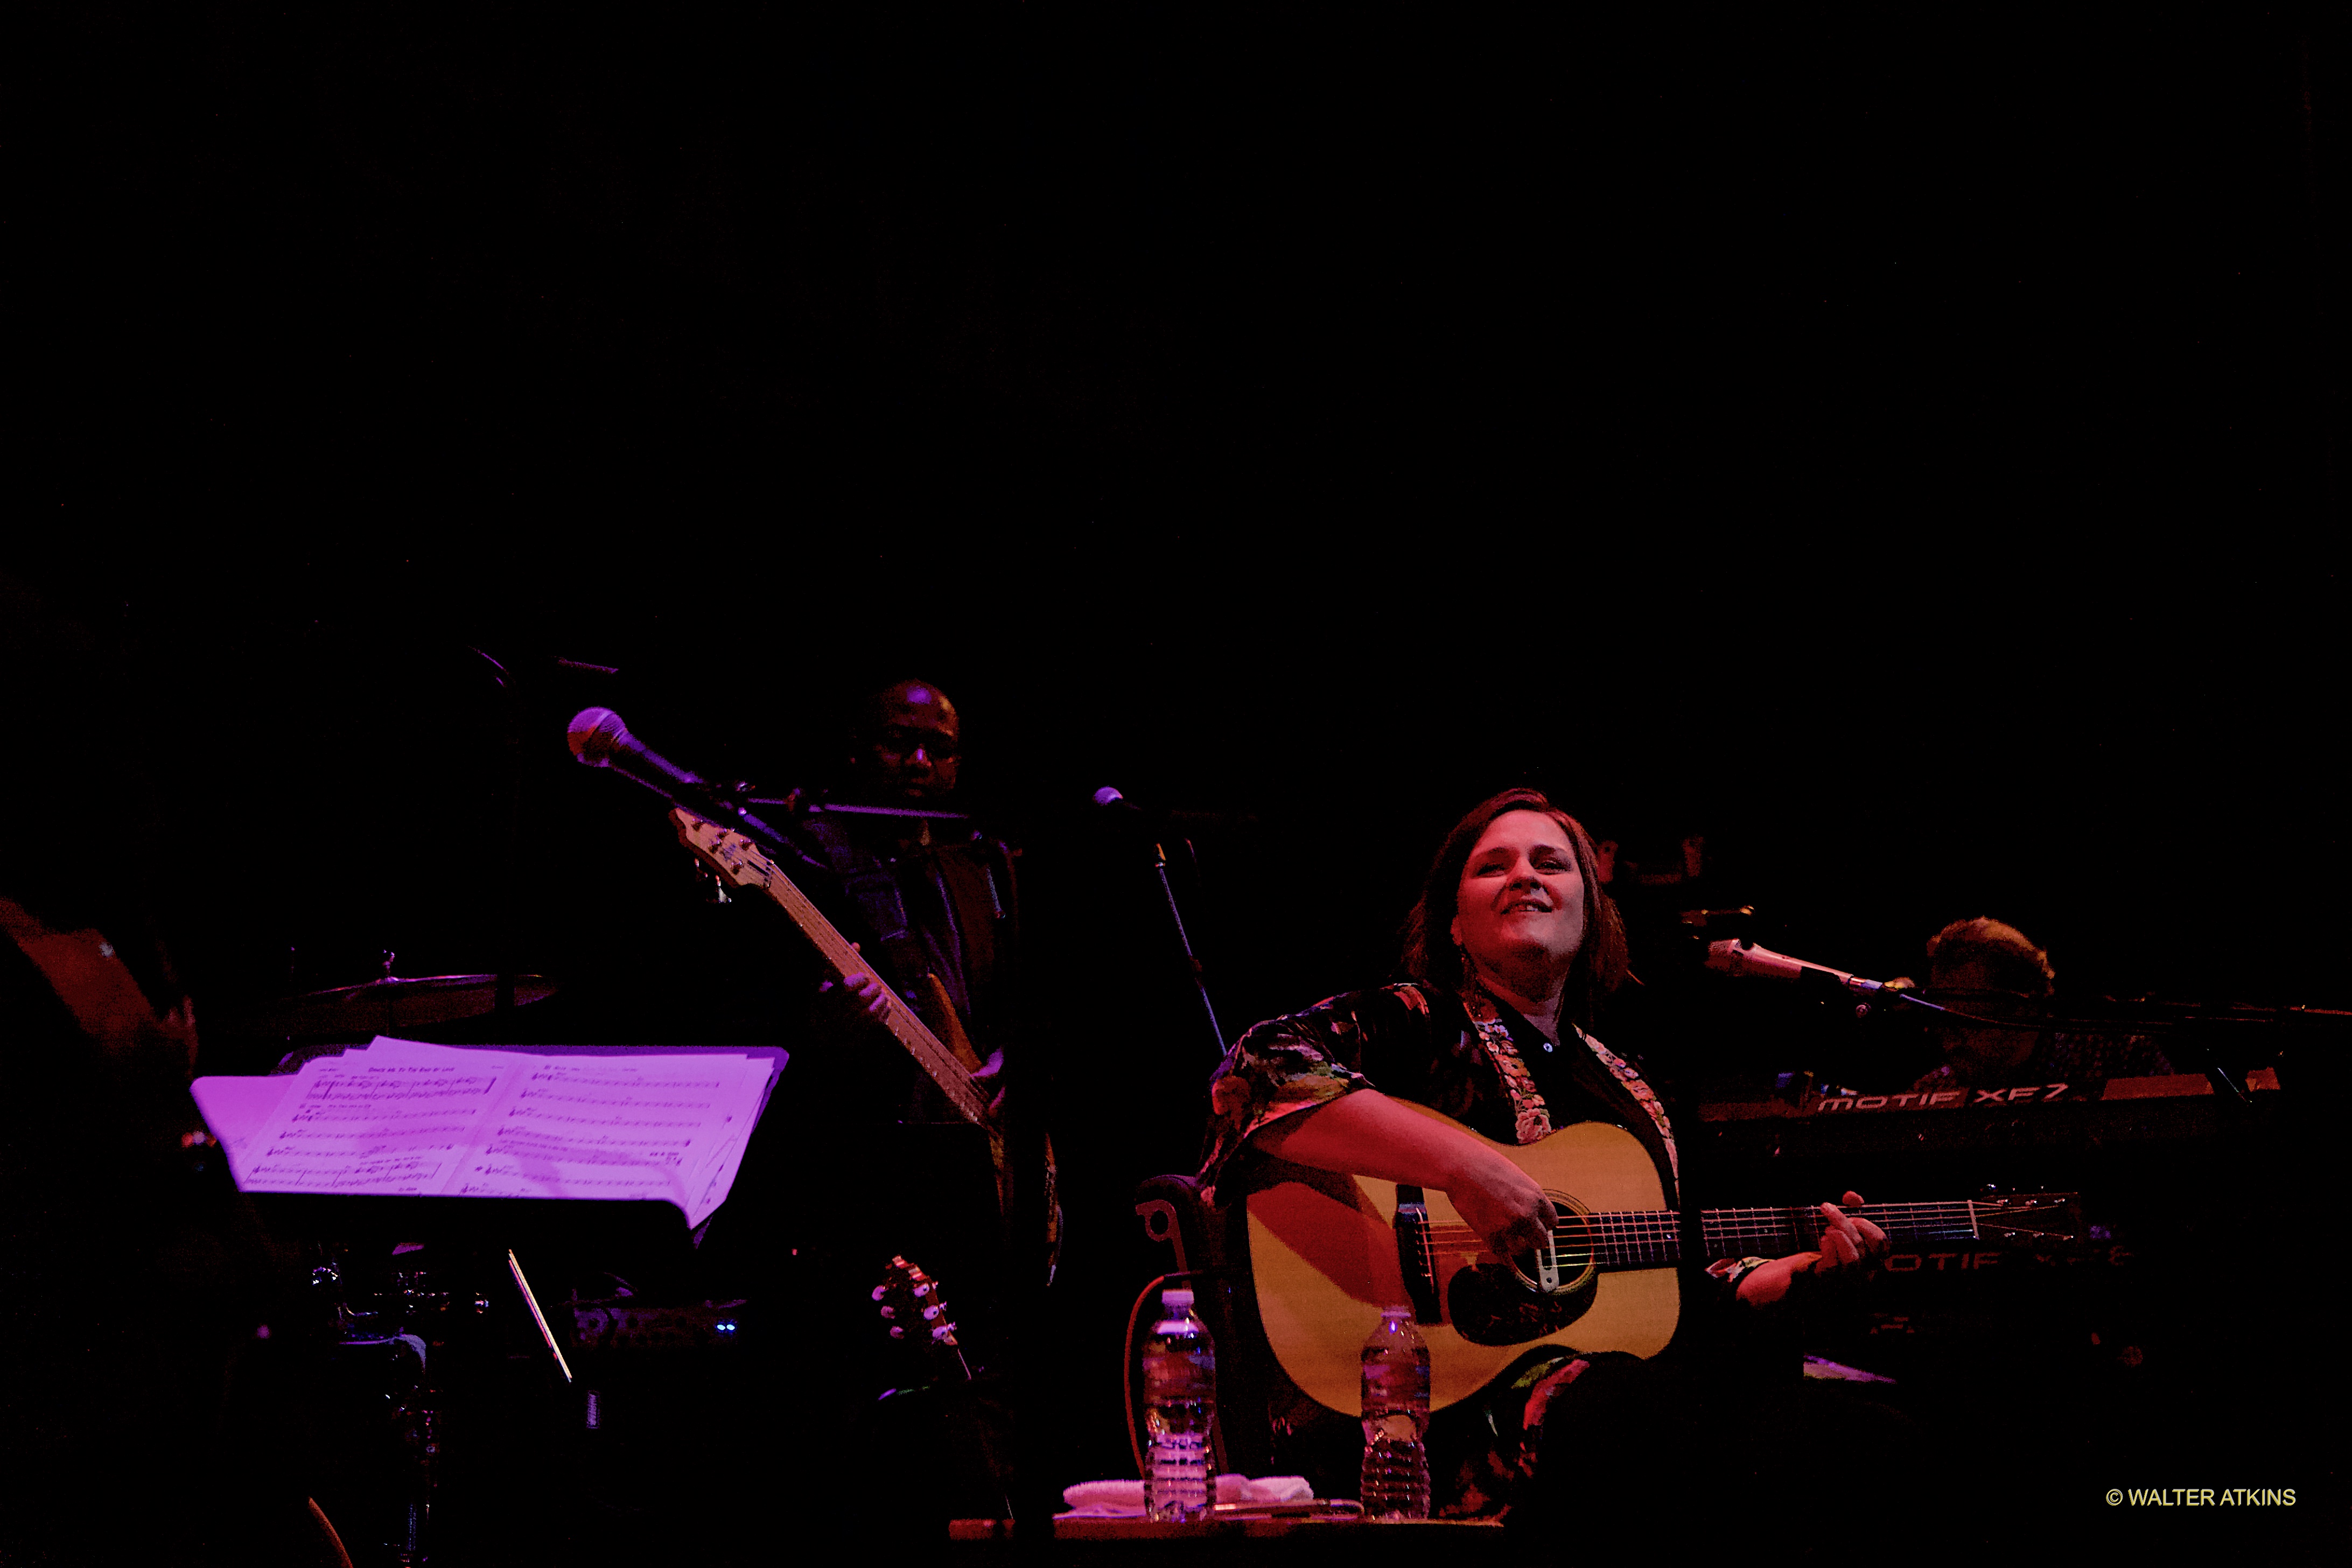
{"left": 671, "top": 809, "right": 1010, "bottom": 1207}
{"left": 1247, "top": 1102, "right": 2078, "bottom": 1414}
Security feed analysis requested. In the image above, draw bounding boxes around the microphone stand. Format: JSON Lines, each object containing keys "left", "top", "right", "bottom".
{"left": 1092, "top": 792, "right": 1227, "bottom": 1062}
{"left": 467, "top": 647, "right": 522, "bottom": 1022}
{"left": 1150, "top": 835, "right": 1227, "bottom": 1062}
{"left": 587, "top": 752, "right": 810, "bottom": 867}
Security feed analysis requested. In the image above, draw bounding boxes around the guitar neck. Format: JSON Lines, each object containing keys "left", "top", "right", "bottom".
{"left": 769, "top": 874, "right": 997, "bottom": 1129}
{"left": 676, "top": 811, "right": 995, "bottom": 1130}
{"left": 1576, "top": 1202, "right": 2004, "bottom": 1268}
{"left": 1698, "top": 1201, "right": 1990, "bottom": 1259}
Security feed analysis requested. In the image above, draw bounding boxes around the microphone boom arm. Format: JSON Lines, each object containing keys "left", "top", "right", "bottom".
{"left": 567, "top": 706, "right": 807, "bottom": 865}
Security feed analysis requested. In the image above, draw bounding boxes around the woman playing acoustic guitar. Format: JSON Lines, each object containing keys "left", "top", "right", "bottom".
{"left": 1200, "top": 788, "right": 1899, "bottom": 1537}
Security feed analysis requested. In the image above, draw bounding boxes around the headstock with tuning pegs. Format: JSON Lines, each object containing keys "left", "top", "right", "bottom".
{"left": 872, "top": 1256, "right": 972, "bottom": 1378}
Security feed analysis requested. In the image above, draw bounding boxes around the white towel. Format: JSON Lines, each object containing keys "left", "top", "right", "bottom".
{"left": 1059, "top": 1474, "right": 1314, "bottom": 1517}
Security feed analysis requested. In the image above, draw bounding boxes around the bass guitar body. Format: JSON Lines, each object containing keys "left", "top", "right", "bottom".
{"left": 1245, "top": 1106, "right": 1677, "bottom": 1416}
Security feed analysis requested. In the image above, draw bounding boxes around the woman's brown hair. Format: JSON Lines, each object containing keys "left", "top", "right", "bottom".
{"left": 1398, "top": 787, "right": 1629, "bottom": 1030}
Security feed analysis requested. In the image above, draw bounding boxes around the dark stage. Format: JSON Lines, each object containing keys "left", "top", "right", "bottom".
{"left": 8, "top": 4, "right": 2349, "bottom": 1564}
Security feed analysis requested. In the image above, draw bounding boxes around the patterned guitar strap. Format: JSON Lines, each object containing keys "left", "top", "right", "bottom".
{"left": 1574, "top": 1028, "right": 1679, "bottom": 1187}
{"left": 1460, "top": 984, "right": 1556, "bottom": 1145}
{"left": 1461, "top": 982, "right": 1678, "bottom": 1184}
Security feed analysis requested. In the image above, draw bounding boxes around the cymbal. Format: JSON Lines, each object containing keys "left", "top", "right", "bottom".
{"left": 229, "top": 974, "right": 559, "bottom": 1038}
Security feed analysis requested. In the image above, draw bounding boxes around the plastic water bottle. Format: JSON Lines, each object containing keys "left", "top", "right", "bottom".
{"left": 1140, "top": 1286, "right": 1217, "bottom": 1522}
{"left": 1359, "top": 1304, "right": 1430, "bottom": 1518}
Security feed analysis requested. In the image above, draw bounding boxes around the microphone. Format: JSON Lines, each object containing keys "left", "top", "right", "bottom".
{"left": 567, "top": 707, "right": 797, "bottom": 857}
{"left": 568, "top": 708, "right": 711, "bottom": 796}
{"left": 1091, "top": 786, "right": 1159, "bottom": 845}
{"left": 1092, "top": 785, "right": 1146, "bottom": 815}
{"left": 1703, "top": 939, "right": 1898, "bottom": 996}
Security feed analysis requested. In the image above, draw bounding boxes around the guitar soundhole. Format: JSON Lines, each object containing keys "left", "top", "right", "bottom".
{"left": 1506, "top": 1192, "right": 1598, "bottom": 1298}
{"left": 1447, "top": 1194, "right": 1600, "bottom": 1348}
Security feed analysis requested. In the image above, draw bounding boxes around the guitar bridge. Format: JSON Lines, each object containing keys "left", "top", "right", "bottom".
{"left": 1391, "top": 1185, "right": 1443, "bottom": 1325}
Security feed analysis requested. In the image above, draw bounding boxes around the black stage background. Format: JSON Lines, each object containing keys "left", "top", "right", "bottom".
{"left": 11, "top": 3, "right": 2349, "bottom": 1559}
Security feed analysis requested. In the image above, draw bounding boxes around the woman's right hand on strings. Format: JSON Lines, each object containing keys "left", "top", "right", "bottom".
{"left": 1254, "top": 1089, "right": 1558, "bottom": 1258}
{"left": 1444, "top": 1148, "right": 1558, "bottom": 1259}
{"left": 817, "top": 942, "right": 893, "bottom": 1022}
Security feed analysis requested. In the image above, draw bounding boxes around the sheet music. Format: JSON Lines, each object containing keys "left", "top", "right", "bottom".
{"left": 239, "top": 1051, "right": 515, "bottom": 1196}
{"left": 446, "top": 1053, "right": 773, "bottom": 1224}
{"left": 201, "top": 1039, "right": 780, "bottom": 1227}
{"left": 190, "top": 1073, "right": 295, "bottom": 1184}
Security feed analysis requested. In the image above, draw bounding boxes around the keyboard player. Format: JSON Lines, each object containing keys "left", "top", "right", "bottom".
{"left": 1906, "top": 916, "right": 2173, "bottom": 1091}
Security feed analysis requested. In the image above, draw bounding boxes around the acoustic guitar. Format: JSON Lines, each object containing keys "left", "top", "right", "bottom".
{"left": 872, "top": 1255, "right": 971, "bottom": 1378}
{"left": 1247, "top": 1102, "right": 2079, "bottom": 1415}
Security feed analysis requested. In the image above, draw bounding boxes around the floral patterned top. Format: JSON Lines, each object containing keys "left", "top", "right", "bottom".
{"left": 1198, "top": 979, "right": 1681, "bottom": 1210}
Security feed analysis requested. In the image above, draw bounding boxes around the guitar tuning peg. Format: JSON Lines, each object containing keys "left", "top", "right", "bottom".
{"left": 922, "top": 1305, "right": 941, "bottom": 1321}
{"left": 911, "top": 1285, "right": 930, "bottom": 1298}
{"left": 878, "top": 1306, "right": 896, "bottom": 1320}
{"left": 888, "top": 1326, "right": 905, "bottom": 1340}
{"left": 871, "top": 1285, "right": 889, "bottom": 1301}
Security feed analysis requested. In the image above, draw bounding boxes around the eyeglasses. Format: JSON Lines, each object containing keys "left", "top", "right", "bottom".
{"left": 1923, "top": 988, "right": 2041, "bottom": 1002}
{"left": 874, "top": 725, "right": 960, "bottom": 761}
{"left": 1920, "top": 989, "right": 2043, "bottom": 1019}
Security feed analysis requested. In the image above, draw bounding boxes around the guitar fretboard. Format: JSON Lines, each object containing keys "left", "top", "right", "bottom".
{"left": 673, "top": 812, "right": 996, "bottom": 1132}
{"left": 1408, "top": 1199, "right": 2069, "bottom": 1270}
{"left": 1578, "top": 1202, "right": 1993, "bottom": 1268}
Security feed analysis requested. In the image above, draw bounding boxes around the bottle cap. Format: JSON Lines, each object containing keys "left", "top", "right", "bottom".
{"left": 1160, "top": 1287, "right": 1195, "bottom": 1310}
{"left": 1382, "top": 1304, "right": 1415, "bottom": 1320}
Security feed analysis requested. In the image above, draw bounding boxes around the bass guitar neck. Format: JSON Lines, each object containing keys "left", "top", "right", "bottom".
{"left": 670, "top": 809, "right": 999, "bottom": 1135}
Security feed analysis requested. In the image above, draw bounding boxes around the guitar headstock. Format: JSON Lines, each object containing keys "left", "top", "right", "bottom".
{"left": 673, "top": 809, "right": 780, "bottom": 890}
{"left": 1970, "top": 1192, "right": 2083, "bottom": 1244}
{"left": 872, "top": 1255, "right": 960, "bottom": 1352}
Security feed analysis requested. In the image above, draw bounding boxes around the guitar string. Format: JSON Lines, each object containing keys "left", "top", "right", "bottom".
{"left": 1416, "top": 1228, "right": 2022, "bottom": 1266}
{"left": 706, "top": 836, "right": 995, "bottom": 1123}
{"left": 1412, "top": 1201, "right": 2012, "bottom": 1222}
{"left": 1415, "top": 1202, "right": 2015, "bottom": 1241}
{"left": 690, "top": 827, "right": 1000, "bottom": 1181}
{"left": 1416, "top": 1232, "right": 1994, "bottom": 1254}
{"left": 733, "top": 870, "right": 968, "bottom": 1071}
{"left": 1413, "top": 1201, "right": 2041, "bottom": 1256}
